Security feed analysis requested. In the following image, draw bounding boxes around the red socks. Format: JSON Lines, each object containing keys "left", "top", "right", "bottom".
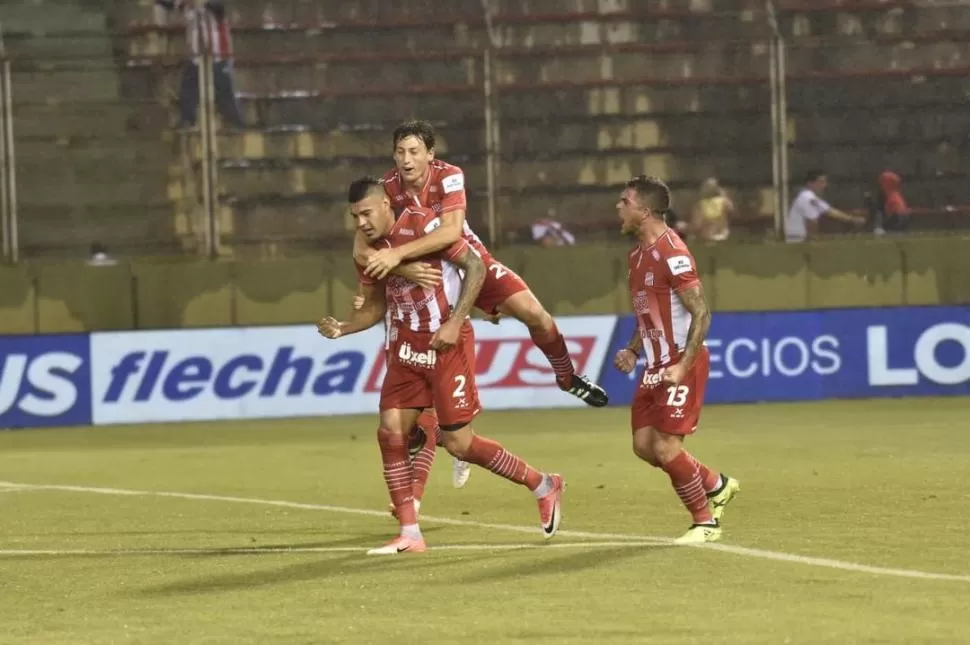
{"left": 377, "top": 428, "right": 417, "bottom": 527}
{"left": 529, "top": 323, "right": 575, "bottom": 384}
{"left": 461, "top": 435, "right": 543, "bottom": 490}
{"left": 661, "top": 451, "right": 714, "bottom": 524}
{"left": 686, "top": 451, "right": 722, "bottom": 493}
{"left": 410, "top": 423, "right": 438, "bottom": 502}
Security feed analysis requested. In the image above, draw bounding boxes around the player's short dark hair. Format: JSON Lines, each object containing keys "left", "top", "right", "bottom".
{"left": 627, "top": 175, "right": 671, "bottom": 216}
{"left": 804, "top": 169, "right": 826, "bottom": 184}
{"left": 347, "top": 176, "right": 383, "bottom": 203}
{"left": 393, "top": 120, "right": 436, "bottom": 151}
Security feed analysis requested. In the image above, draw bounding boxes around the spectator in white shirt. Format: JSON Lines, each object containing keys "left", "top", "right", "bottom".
{"left": 785, "top": 170, "right": 865, "bottom": 242}
{"left": 531, "top": 218, "right": 576, "bottom": 247}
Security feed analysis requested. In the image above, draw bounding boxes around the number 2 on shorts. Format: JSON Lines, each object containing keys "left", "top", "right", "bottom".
{"left": 453, "top": 375, "right": 466, "bottom": 398}
{"left": 666, "top": 385, "right": 689, "bottom": 407}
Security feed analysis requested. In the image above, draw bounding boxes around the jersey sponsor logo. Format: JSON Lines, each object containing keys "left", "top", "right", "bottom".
{"left": 398, "top": 228, "right": 416, "bottom": 237}
{"left": 644, "top": 272, "right": 654, "bottom": 286}
{"left": 397, "top": 342, "right": 437, "bottom": 369}
{"left": 0, "top": 335, "right": 92, "bottom": 428}
{"left": 666, "top": 255, "right": 692, "bottom": 276}
{"left": 441, "top": 173, "right": 465, "bottom": 194}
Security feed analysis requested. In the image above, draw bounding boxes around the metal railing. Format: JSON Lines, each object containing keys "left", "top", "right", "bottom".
{"left": 0, "top": 21, "right": 17, "bottom": 263}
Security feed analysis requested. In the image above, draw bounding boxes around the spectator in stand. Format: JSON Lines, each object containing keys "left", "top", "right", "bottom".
{"left": 867, "top": 170, "right": 910, "bottom": 235}
{"left": 785, "top": 169, "right": 865, "bottom": 243}
{"left": 531, "top": 217, "right": 576, "bottom": 247}
{"left": 689, "top": 177, "right": 734, "bottom": 243}
{"left": 155, "top": 0, "right": 244, "bottom": 130}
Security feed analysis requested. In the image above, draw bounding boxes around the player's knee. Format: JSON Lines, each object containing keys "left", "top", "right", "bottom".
{"left": 651, "top": 433, "right": 682, "bottom": 464}
{"left": 438, "top": 423, "right": 472, "bottom": 458}
{"left": 376, "top": 425, "right": 407, "bottom": 444}
{"left": 505, "top": 292, "right": 551, "bottom": 330}
{"left": 632, "top": 441, "right": 661, "bottom": 467}
{"left": 632, "top": 434, "right": 661, "bottom": 466}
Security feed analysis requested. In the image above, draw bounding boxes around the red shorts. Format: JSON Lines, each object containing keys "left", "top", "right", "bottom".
{"left": 631, "top": 348, "right": 710, "bottom": 436}
{"left": 380, "top": 320, "right": 481, "bottom": 427}
{"left": 474, "top": 256, "right": 530, "bottom": 315}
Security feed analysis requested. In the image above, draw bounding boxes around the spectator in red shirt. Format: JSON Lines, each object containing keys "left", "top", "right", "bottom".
{"left": 870, "top": 170, "right": 909, "bottom": 234}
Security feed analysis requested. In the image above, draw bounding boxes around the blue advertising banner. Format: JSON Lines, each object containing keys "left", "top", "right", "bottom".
{"left": 2, "top": 307, "right": 966, "bottom": 429}
{"left": 0, "top": 334, "right": 92, "bottom": 429}
{"left": 598, "top": 306, "right": 970, "bottom": 405}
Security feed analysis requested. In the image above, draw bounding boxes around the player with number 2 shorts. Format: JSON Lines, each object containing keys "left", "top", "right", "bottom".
{"left": 319, "top": 176, "right": 565, "bottom": 555}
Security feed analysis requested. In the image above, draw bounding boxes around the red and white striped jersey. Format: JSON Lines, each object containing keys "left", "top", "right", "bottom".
{"left": 628, "top": 229, "right": 701, "bottom": 370}
{"left": 382, "top": 160, "right": 492, "bottom": 261}
{"left": 156, "top": 1, "right": 234, "bottom": 61}
{"left": 358, "top": 207, "right": 469, "bottom": 334}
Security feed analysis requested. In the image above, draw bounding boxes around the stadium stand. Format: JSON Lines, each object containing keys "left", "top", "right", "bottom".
{"left": 2, "top": 0, "right": 968, "bottom": 257}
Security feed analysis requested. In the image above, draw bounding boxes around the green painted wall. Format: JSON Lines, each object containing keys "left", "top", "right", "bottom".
{"left": 0, "top": 238, "right": 966, "bottom": 334}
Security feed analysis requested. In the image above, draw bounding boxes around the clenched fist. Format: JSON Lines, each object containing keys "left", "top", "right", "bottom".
{"left": 317, "top": 316, "right": 344, "bottom": 339}
{"left": 614, "top": 348, "right": 637, "bottom": 374}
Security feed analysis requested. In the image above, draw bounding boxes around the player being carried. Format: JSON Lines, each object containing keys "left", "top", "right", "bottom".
{"left": 613, "top": 175, "right": 740, "bottom": 544}
{"left": 355, "top": 119, "right": 608, "bottom": 409}
{"left": 319, "top": 177, "right": 565, "bottom": 554}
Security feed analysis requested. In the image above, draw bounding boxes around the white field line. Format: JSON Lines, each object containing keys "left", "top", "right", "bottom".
{"left": 0, "top": 541, "right": 661, "bottom": 557}
{"left": 2, "top": 481, "right": 968, "bottom": 583}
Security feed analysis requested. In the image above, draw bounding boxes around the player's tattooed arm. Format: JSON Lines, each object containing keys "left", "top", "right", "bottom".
{"left": 626, "top": 325, "right": 644, "bottom": 357}
{"left": 430, "top": 245, "right": 483, "bottom": 351}
{"left": 677, "top": 284, "right": 712, "bottom": 370}
{"left": 318, "top": 283, "right": 386, "bottom": 339}
{"left": 449, "top": 245, "right": 485, "bottom": 321}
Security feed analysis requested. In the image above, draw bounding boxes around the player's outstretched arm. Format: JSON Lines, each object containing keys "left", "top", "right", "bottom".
{"left": 676, "top": 284, "right": 712, "bottom": 371}
{"left": 318, "top": 283, "right": 387, "bottom": 339}
{"left": 826, "top": 207, "right": 866, "bottom": 225}
{"left": 365, "top": 210, "right": 466, "bottom": 279}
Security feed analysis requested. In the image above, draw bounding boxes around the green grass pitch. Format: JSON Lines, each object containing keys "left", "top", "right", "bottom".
{"left": 2, "top": 397, "right": 969, "bottom": 644}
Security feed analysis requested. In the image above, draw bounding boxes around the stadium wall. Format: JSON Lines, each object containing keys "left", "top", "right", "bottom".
{"left": 1, "top": 306, "right": 967, "bottom": 429}
{"left": 0, "top": 238, "right": 968, "bottom": 334}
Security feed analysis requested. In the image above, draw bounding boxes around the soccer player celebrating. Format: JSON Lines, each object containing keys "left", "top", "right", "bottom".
{"left": 319, "top": 177, "right": 565, "bottom": 554}
{"left": 613, "top": 175, "right": 740, "bottom": 544}
{"left": 354, "top": 120, "right": 608, "bottom": 408}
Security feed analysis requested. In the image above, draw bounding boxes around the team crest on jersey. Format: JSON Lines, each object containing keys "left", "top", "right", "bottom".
{"left": 651, "top": 249, "right": 661, "bottom": 261}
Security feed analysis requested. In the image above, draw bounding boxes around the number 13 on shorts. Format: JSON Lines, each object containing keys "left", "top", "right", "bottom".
{"left": 665, "top": 385, "right": 689, "bottom": 407}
